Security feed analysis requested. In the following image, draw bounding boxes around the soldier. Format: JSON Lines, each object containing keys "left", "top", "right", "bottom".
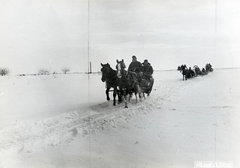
{"left": 142, "top": 59, "right": 154, "bottom": 94}
{"left": 128, "top": 55, "right": 143, "bottom": 73}
{"left": 189, "top": 67, "right": 195, "bottom": 78}
{"left": 128, "top": 55, "right": 143, "bottom": 84}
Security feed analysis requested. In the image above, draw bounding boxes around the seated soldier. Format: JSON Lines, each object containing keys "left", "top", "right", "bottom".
{"left": 142, "top": 59, "right": 154, "bottom": 93}
{"left": 128, "top": 55, "right": 143, "bottom": 73}
{"left": 128, "top": 55, "right": 143, "bottom": 83}
{"left": 142, "top": 59, "right": 153, "bottom": 79}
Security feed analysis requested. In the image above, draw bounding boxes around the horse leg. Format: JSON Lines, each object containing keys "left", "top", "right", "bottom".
{"left": 106, "top": 88, "right": 110, "bottom": 101}
{"left": 123, "top": 90, "right": 128, "bottom": 108}
{"left": 113, "top": 89, "right": 116, "bottom": 106}
{"left": 139, "top": 91, "right": 144, "bottom": 101}
{"left": 141, "top": 87, "right": 146, "bottom": 99}
{"left": 184, "top": 74, "right": 187, "bottom": 80}
{"left": 118, "top": 88, "right": 123, "bottom": 103}
{"left": 117, "top": 89, "right": 120, "bottom": 104}
{"left": 128, "top": 92, "right": 132, "bottom": 103}
{"left": 142, "top": 92, "right": 146, "bottom": 99}
{"left": 137, "top": 85, "right": 142, "bottom": 102}
{"left": 124, "top": 99, "right": 128, "bottom": 108}
{"left": 135, "top": 92, "right": 138, "bottom": 103}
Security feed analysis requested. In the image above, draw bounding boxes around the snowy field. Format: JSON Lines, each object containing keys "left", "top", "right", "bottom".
{"left": 0, "top": 69, "right": 240, "bottom": 168}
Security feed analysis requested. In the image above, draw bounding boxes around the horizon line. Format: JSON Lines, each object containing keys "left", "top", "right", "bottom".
{"left": 2, "top": 67, "right": 240, "bottom": 77}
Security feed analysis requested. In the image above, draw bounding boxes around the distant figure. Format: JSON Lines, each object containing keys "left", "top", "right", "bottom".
{"left": 206, "top": 63, "right": 213, "bottom": 72}
{"left": 178, "top": 64, "right": 187, "bottom": 71}
{"left": 202, "top": 68, "right": 206, "bottom": 75}
{"left": 178, "top": 64, "right": 188, "bottom": 80}
{"left": 189, "top": 67, "right": 195, "bottom": 77}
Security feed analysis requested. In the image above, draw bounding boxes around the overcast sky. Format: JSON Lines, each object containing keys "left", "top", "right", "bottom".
{"left": 1, "top": 0, "right": 240, "bottom": 74}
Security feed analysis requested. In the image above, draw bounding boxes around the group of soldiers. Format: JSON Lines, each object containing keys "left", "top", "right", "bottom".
{"left": 127, "top": 55, "right": 154, "bottom": 88}
{"left": 178, "top": 63, "right": 213, "bottom": 79}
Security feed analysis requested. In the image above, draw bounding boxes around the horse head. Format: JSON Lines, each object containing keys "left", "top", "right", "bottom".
{"left": 100, "top": 63, "right": 110, "bottom": 82}
{"left": 116, "top": 59, "right": 126, "bottom": 79}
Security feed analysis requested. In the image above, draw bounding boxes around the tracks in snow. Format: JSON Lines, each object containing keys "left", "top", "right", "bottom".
{"left": 0, "top": 79, "right": 184, "bottom": 156}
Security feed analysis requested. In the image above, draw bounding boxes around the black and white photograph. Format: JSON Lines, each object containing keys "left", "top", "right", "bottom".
{"left": 0, "top": 0, "right": 240, "bottom": 167}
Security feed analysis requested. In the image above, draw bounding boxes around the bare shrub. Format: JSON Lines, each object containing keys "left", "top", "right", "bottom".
{"left": 0, "top": 68, "right": 10, "bottom": 76}
{"left": 61, "top": 67, "right": 70, "bottom": 74}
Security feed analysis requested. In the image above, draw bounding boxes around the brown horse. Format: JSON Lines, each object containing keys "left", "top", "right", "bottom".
{"left": 101, "top": 63, "right": 121, "bottom": 106}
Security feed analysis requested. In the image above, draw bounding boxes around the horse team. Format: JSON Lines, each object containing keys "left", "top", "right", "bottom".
{"left": 101, "top": 59, "right": 213, "bottom": 108}
{"left": 177, "top": 63, "right": 213, "bottom": 81}
{"left": 101, "top": 58, "right": 154, "bottom": 108}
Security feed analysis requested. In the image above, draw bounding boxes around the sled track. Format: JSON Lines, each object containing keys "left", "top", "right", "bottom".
{"left": 0, "top": 80, "right": 183, "bottom": 157}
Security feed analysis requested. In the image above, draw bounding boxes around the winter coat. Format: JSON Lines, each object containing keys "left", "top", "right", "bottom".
{"left": 142, "top": 63, "right": 153, "bottom": 76}
{"left": 128, "top": 61, "right": 143, "bottom": 73}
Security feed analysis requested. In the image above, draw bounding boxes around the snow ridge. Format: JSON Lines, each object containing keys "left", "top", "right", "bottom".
{"left": 0, "top": 78, "right": 183, "bottom": 160}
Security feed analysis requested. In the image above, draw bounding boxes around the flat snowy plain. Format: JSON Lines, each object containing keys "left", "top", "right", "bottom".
{"left": 0, "top": 69, "right": 240, "bottom": 168}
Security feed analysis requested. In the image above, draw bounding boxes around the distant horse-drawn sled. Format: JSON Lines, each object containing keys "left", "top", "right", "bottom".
{"left": 177, "top": 63, "right": 213, "bottom": 81}
{"left": 101, "top": 59, "right": 154, "bottom": 108}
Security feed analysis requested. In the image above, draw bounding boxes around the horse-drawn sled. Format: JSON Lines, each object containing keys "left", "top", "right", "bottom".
{"left": 101, "top": 60, "right": 154, "bottom": 108}
{"left": 177, "top": 63, "right": 213, "bottom": 81}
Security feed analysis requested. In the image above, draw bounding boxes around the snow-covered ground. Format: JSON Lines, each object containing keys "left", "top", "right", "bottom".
{"left": 0, "top": 69, "right": 240, "bottom": 168}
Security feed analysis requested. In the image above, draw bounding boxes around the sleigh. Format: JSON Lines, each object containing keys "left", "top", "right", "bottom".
{"left": 139, "top": 76, "right": 154, "bottom": 96}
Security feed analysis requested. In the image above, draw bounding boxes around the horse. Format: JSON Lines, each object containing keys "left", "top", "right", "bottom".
{"left": 193, "top": 65, "right": 202, "bottom": 76}
{"left": 178, "top": 65, "right": 189, "bottom": 80}
{"left": 205, "top": 63, "right": 213, "bottom": 73}
{"left": 116, "top": 59, "right": 142, "bottom": 108}
{"left": 178, "top": 65, "right": 195, "bottom": 80}
{"left": 100, "top": 63, "right": 122, "bottom": 106}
